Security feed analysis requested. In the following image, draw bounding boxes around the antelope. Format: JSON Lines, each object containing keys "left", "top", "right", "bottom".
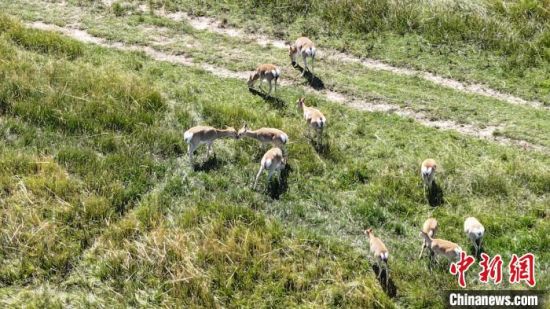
{"left": 183, "top": 126, "right": 237, "bottom": 165}
{"left": 421, "top": 159, "right": 437, "bottom": 190}
{"left": 253, "top": 147, "right": 286, "bottom": 189}
{"left": 464, "top": 217, "right": 485, "bottom": 257}
{"left": 420, "top": 231, "right": 462, "bottom": 269}
{"left": 297, "top": 97, "right": 326, "bottom": 142}
{"left": 248, "top": 64, "right": 281, "bottom": 95}
{"left": 365, "top": 228, "right": 389, "bottom": 286}
{"left": 289, "top": 37, "right": 316, "bottom": 76}
{"left": 419, "top": 218, "right": 438, "bottom": 259}
{"left": 237, "top": 124, "right": 288, "bottom": 148}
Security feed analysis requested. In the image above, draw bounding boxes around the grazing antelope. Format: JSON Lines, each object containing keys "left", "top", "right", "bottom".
{"left": 464, "top": 217, "right": 485, "bottom": 257}
{"left": 365, "top": 228, "right": 389, "bottom": 286}
{"left": 421, "top": 159, "right": 437, "bottom": 190}
{"left": 297, "top": 97, "right": 326, "bottom": 142}
{"left": 248, "top": 64, "right": 281, "bottom": 95}
{"left": 419, "top": 218, "right": 438, "bottom": 259}
{"left": 253, "top": 147, "right": 286, "bottom": 189}
{"left": 237, "top": 124, "right": 288, "bottom": 148}
{"left": 289, "top": 37, "right": 316, "bottom": 76}
{"left": 183, "top": 126, "right": 237, "bottom": 165}
{"left": 420, "top": 231, "right": 462, "bottom": 269}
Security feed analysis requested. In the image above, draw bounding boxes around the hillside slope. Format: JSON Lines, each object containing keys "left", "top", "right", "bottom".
{"left": 155, "top": 0, "right": 550, "bottom": 105}
{"left": 0, "top": 16, "right": 394, "bottom": 307}
{"left": 1, "top": 3, "right": 549, "bottom": 308}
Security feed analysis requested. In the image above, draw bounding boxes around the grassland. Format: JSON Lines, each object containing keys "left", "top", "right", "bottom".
{"left": 148, "top": 0, "right": 550, "bottom": 106}
{"left": 0, "top": 1, "right": 549, "bottom": 308}
{"left": 0, "top": 15, "right": 395, "bottom": 307}
{"left": 1, "top": 0, "right": 548, "bottom": 150}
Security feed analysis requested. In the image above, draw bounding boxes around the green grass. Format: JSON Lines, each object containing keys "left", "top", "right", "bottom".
{"left": 3, "top": 0, "right": 550, "bottom": 105}
{"left": 0, "top": 15, "right": 393, "bottom": 307}
{"left": 148, "top": 0, "right": 550, "bottom": 105}
{"left": 0, "top": 16, "right": 176, "bottom": 285}
{"left": 2, "top": 0, "right": 548, "bottom": 149}
{"left": 0, "top": 12, "right": 548, "bottom": 308}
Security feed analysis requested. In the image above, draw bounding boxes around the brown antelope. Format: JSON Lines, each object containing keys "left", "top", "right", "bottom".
{"left": 365, "top": 228, "right": 389, "bottom": 285}
{"left": 183, "top": 126, "right": 237, "bottom": 165}
{"left": 421, "top": 159, "right": 437, "bottom": 190}
{"left": 464, "top": 217, "right": 485, "bottom": 257}
{"left": 248, "top": 64, "right": 281, "bottom": 95}
{"left": 237, "top": 124, "right": 288, "bottom": 148}
{"left": 420, "top": 231, "right": 462, "bottom": 269}
{"left": 297, "top": 97, "right": 326, "bottom": 142}
{"left": 289, "top": 37, "right": 316, "bottom": 76}
{"left": 419, "top": 218, "right": 438, "bottom": 259}
{"left": 253, "top": 147, "right": 286, "bottom": 189}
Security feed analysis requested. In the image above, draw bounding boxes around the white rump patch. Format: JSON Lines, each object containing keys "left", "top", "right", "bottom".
{"left": 280, "top": 134, "right": 288, "bottom": 143}
{"left": 183, "top": 131, "right": 193, "bottom": 142}
{"left": 306, "top": 47, "right": 316, "bottom": 57}
{"left": 473, "top": 227, "right": 485, "bottom": 238}
{"left": 421, "top": 166, "right": 432, "bottom": 175}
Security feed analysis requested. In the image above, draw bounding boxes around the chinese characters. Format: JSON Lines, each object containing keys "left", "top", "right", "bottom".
{"left": 449, "top": 253, "right": 535, "bottom": 288}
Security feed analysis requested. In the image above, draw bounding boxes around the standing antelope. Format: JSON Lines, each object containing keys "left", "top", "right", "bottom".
{"left": 183, "top": 126, "right": 237, "bottom": 165}
{"left": 365, "top": 228, "right": 389, "bottom": 286}
{"left": 419, "top": 218, "right": 438, "bottom": 259}
{"left": 464, "top": 217, "right": 485, "bottom": 258}
{"left": 421, "top": 159, "right": 438, "bottom": 190}
{"left": 253, "top": 147, "right": 286, "bottom": 189}
{"left": 289, "top": 37, "right": 316, "bottom": 76}
{"left": 420, "top": 231, "right": 462, "bottom": 269}
{"left": 237, "top": 124, "right": 288, "bottom": 148}
{"left": 297, "top": 97, "right": 326, "bottom": 143}
{"left": 248, "top": 64, "right": 281, "bottom": 95}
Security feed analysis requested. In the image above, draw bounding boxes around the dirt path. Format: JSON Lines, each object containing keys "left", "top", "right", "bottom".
{"left": 26, "top": 22, "right": 548, "bottom": 154}
{"left": 158, "top": 10, "right": 547, "bottom": 110}
{"left": 30, "top": 21, "right": 194, "bottom": 65}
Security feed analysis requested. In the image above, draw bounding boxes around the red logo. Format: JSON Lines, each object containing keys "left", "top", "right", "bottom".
{"left": 450, "top": 251, "right": 475, "bottom": 288}
{"left": 509, "top": 253, "right": 536, "bottom": 287}
{"left": 448, "top": 253, "right": 536, "bottom": 288}
{"left": 479, "top": 253, "right": 503, "bottom": 284}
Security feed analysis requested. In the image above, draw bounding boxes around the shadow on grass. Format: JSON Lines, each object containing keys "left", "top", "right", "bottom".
{"left": 468, "top": 240, "right": 484, "bottom": 260}
{"left": 267, "top": 163, "right": 292, "bottom": 200}
{"left": 425, "top": 251, "right": 452, "bottom": 272}
{"left": 292, "top": 63, "right": 325, "bottom": 90}
{"left": 371, "top": 264, "right": 397, "bottom": 298}
{"left": 427, "top": 181, "right": 444, "bottom": 207}
{"left": 248, "top": 87, "right": 285, "bottom": 109}
{"left": 308, "top": 133, "right": 329, "bottom": 155}
{"left": 193, "top": 156, "right": 222, "bottom": 172}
